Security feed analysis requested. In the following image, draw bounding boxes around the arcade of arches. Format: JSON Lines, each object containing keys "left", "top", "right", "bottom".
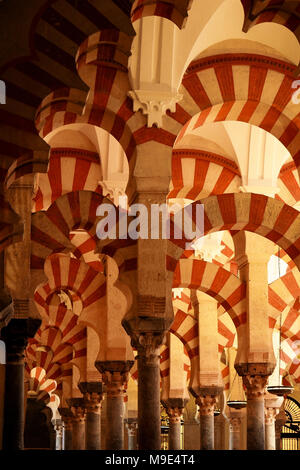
{"left": 1, "top": 0, "right": 300, "bottom": 451}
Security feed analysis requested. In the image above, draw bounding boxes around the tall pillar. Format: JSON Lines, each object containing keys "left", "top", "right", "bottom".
{"left": 96, "top": 361, "right": 133, "bottom": 450}
{"left": 59, "top": 408, "right": 73, "bottom": 450}
{"left": 67, "top": 398, "right": 86, "bottom": 450}
{"left": 214, "top": 412, "right": 228, "bottom": 450}
{"left": 1, "top": 318, "right": 40, "bottom": 450}
{"left": 233, "top": 232, "right": 276, "bottom": 450}
{"left": 265, "top": 407, "right": 277, "bottom": 450}
{"left": 162, "top": 399, "right": 186, "bottom": 450}
{"left": 264, "top": 392, "right": 284, "bottom": 450}
{"left": 126, "top": 419, "right": 138, "bottom": 450}
{"left": 229, "top": 412, "right": 243, "bottom": 450}
{"left": 53, "top": 419, "right": 63, "bottom": 450}
{"left": 242, "top": 374, "right": 268, "bottom": 450}
{"left": 133, "top": 332, "right": 165, "bottom": 450}
{"left": 79, "top": 382, "right": 103, "bottom": 450}
{"left": 196, "top": 394, "right": 217, "bottom": 450}
{"left": 275, "top": 405, "right": 286, "bottom": 450}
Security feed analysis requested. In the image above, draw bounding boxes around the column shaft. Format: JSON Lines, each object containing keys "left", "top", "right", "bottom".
{"left": 1, "top": 318, "right": 40, "bottom": 450}
{"left": 196, "top": 395, "right": 217, "bottom": 450}
{"left": 168, "top": 420, "right": 181, "bottom": 450}
{"left": 63, "top": 422, "right": 73, "bottom": 450}
{"left": 72, "top": 419, "right": 86, "bottom": 450}
{"left": 243, "top": 375, "right": 268, "bottom": 450}
{"left": 96, "top": 362, "right": 133, "bottom": 451}
{"left": 127, "top": 422, "right": 138, "bottom": 450}
{"left": 200, "top": 414, "right": 214, "bottom": 450}
{"left": 86, "top": 411, "right": 101, "bottom": 450}
{"left": 3, "top": 360, "right": 24, "bottom": 449}
{"left": 137, "top": 346, "right": 161, "bottom": 450}
{"left": 106, "top": 391, "right": 124, "bottom": 449}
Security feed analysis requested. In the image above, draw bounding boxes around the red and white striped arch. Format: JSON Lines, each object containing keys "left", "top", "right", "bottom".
{"left": 167, "top": 194, "right": 300, "bottom": 280}
{"left": 171, "top": 54, "right": 300, "bottom": 174}
{"left": 173, "top": 259, "right": 247, "bottom": 328}
{"left": 131, "top": 0, "right": 192, "bottom": 29}
{"left": 33, "top": 148, "right": 102, "bottom": 213}
{"left": 27, "top": 366, "right": 58, "bottom": 403}
{"left": 268, "top": 267, "right": 300, "bottom": 323}
{"left": 277, "top": 160, "right": 300, "bottom": 207}
{"left": 280, "top": 298, "right": 300, "bottom": 342}
{"left": 31, "top": 190, "right": 114, "bottom": 271}
{"left": 34, "top": 253, "right": 106, "bottom": 316}
{"left": 169, "top": 149, "right": 241, "bottom": 201}
{"left": 242, "top": 0, "right": 300, "bottom": 42}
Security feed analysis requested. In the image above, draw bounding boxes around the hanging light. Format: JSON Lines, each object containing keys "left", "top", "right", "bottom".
{"left": 226, "top": 370, "right": 247, "bottom": 410}
{"left": 268, "top": 248, "right": 294, "bottom": 398}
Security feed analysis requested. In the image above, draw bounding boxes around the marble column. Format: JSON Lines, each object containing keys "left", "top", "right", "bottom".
{"left": 67, "top": 398, "right": 86, "bottom": 450}
{"left": 96, "top": 361, "right": 133, "bottom": 450}
{"left": 53, "top": 419, "right": 63, "bottom": 450}
{"left": 1, "top": 318, "right": 40, "bottom": 450}
{"left": 134, "top": 332, "right": 165, "bottom": 450}
{"left": 196, "top": 395, "right": 217, "bottom": 450}
{"left": 265, "top": 407, "right": 277, "bottom": 450}
{"left": 162, "top": 399, "right": 186, "bottom": 450}
{"left": 126, "top": 419, "right": 138, "bottom": 450}
{"left": 229, "top": 413, "right": 243, "bottom": 450}
{"left": 264, "top": 393, "right": 283, "bottom": 451}
{"left": 275, "top": 406, "right": 286, "bottom": 450}
{"left": 167, "top": 408, "right": 182, "bottom": 450}
{"left": 79, "top": 382, "right": 103, "bottom": 450}
{"left": 243, "top": 374, "right": 268, "bottom": 450}
{"left": 59, "top": 408, "right": 73, "bottom": 450}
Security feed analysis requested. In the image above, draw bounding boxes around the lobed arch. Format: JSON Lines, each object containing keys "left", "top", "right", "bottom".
{"left": 172, "top": 258, "right": 246, "bottom": 328}
{"left": 30, "top": 190, "right": 116, "bottom": 272}
{"left": 170, "top": 53, "right": 300, "bottom": 176}
{"left": 167, "top": 194, "right": 300, "bottom": 283}
{"left": 131, "top": 0, "right": 193, "bottom": 29}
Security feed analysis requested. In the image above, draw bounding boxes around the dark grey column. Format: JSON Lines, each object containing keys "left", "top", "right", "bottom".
{"left": 59, "top": 408, "right": 73, "bottom": 450}
{"left": 133, "top": 332, "right": 165, "bottom": 450}
{"left": 67, "top": 398, "right": 86, "bottom": 450}
{"left": 229, "top": 414, "right": 242, "bottom": 450}
{"left": 162, "top": 398, "right": 187, "bottom": 450}
{"left": 243, "top": 375, "right": 268, "bottom": 450}
{"left": 126, "top": 418, "right": 138, "bottom": 450}
{"left": 79, "top": 382, "right": 103, "bottom": 450}
{"left": 1, "top": 318, "right": 40, "bottom": 450}
{"left": 196, "top": 394, "right": 218, "bottom": 450}
{"left": 53, "top": 419, "right": 63, "bottom": 450}
{"left": 96, "top": 361, "right": 133, "bottom": 450}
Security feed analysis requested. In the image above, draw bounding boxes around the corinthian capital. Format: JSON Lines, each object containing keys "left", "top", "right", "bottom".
{"left": 242, "top": 375, "right": 268, "bottom": 399}
{"left": 132, "top": 331, "right": 166, "bottom": 365}
{"left": 196, "top": 395, "right": 217, "bottom": 416}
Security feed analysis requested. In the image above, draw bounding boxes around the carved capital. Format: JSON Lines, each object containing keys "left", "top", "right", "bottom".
{"left": 128, "top": 90, "right": 183, "bottom": 128}
{"left": 132, "top": 331, "right": 166, "bottom": 366}
{"left": 242, "top": 375, "right": 268, "bottom": 399}
{"left": 83, "top": 392, "right": 103, "bottom": 414}
{"left": 66, "top": 398, "right": 86, "bottom": 423}
{"left": 166, "top": 407, "right": 184, "bottom": 424}
{"left": 102, "top": 370, "right": 128, "bottom": 398}
{"left": 1, "top": 318, "right": 41, "bottom": 363}
{"left": 79, "top": 382, "right": 104, "bottom": 413}
{"left": 265, "top": 406, "right": 280, "bottom": 426}
{"left": 229, "top": 416, "right": 242, "bottom": 433}
{"left": 126, "top": 420, "right": 138, "bottom": 437}
{"left": 59, "top": 407, "right": 74, "bottom": 430}
{"left": 196, "top": 395, "right": 217, "bottom": 416}
{"left": 96, "top": 361, "right": 134, "bottom": 398}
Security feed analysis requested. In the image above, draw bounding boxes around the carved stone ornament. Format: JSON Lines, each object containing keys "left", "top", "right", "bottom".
{"left": 242, "top": 375, "right": 268, "bottom": 399}
{"left": 166, "top": 407, "right": 184, "bottom": 424}
{"left": 196, "top": 395, "right": 217, "bottom": 416}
